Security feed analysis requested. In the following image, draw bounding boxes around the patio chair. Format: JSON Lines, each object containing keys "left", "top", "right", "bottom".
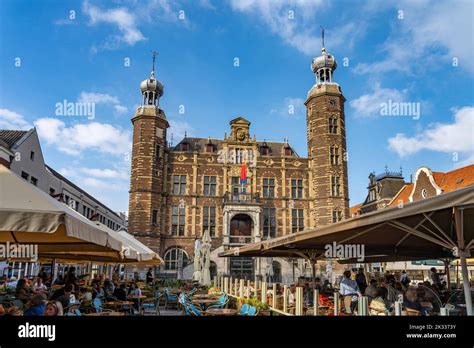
{"left": 178, "top": 293, "right": 190, "bottom": 315}
{"left": 188, "top": 303, "right": 203, "bottom": 316}
{"left": 206, "top": 294, "right": 229, "bottom": 310}
{"left": 246, "top": 306, "right": 258, "bottom": 316}
{"left": 142, "top": 293, "right": 162, "bottom": 316}
{"left": 92, "top": 298, "right": 112, "bottom": 313}
{"left": 239, "top": 303, "right": 250, "bottom": 315}
{"left": 65, "top": 308, "right": 82, "bottom": 316}
{"left": 164, "top": 288, "right": 178, "bottom": 309}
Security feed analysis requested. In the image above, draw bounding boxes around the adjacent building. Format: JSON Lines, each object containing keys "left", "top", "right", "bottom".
{"left": 0, "top": 129, "right": 127, "bottom": 231}
{"left": 350, "top": 164, "right": 474, "bottom": 278}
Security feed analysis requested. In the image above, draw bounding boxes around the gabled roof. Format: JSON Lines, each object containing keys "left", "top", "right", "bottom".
{"left": 0, "top": 130, "right": 29, "bottom": 149}
{"left": 432, "top": 165, "right": 474, "bottom": 192}
{"left": 349, "top": 203, "right": 363, "bottom": 216}
{"left": 229, "top": 116, "right": 250, "bottom": 125}
{"left": 388, "top": 183, "right": 414, "bottom": 207}
{"left": 388, "top": 164, "right": 474, "bottom": 207}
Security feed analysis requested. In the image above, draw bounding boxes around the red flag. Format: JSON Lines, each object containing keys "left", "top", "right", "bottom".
{"left": 240, "top": 160, "right": 247, "bottom": 184}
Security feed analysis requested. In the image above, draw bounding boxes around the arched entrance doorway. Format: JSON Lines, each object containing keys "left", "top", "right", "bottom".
{"left": 229, "top": 214, "right": 254, "bottom": 279}
{"left": 230, "top": 214, "right": 253, "bottom": 244}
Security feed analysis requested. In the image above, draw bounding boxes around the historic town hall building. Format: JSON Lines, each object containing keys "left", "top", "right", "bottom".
{"left": 128, "top": 44, "right": 349, "bottom": 282}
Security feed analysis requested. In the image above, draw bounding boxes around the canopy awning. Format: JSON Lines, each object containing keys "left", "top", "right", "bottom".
{"left": 219, "top": 185, "right": 474, "bottom": 315}
{"left": 219, "top": 185, "right": 474, "bottom": 262}
{"left": 0, "top": 165, "right": 124, "bottom": 260}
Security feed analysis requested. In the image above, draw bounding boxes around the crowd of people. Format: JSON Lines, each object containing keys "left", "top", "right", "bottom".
{"left": 260, "top": 267, "right": 451, "bottom": 316}
{"left": 0, "top": 267, "right": 158, "bottom": 316}
{"left": 336, "top": 267, "right": 450, "bottom": 315}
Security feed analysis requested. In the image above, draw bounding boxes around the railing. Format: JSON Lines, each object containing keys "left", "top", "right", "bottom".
{"left": 222, "top": 192, "right": 260, "bottom": 204}
{"left": 227, "top": 235, "right": 253, "bottom": 245}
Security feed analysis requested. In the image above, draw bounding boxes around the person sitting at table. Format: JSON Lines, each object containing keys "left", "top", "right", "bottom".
{"left": 288, "top": 284, "right": 296, "bottom": 306}
{"left": 15, "top": 278, "right": 31, "bottom": 303}
{"left": 52, "top": 274, "right": 64, "bottom": 286}
{"left": 5, "top": 305, "right": 23, "bottom": 316}
{"left": 55, "top": 284, "right": 74, "bottom": 309}
{"left": 90, "top": 274, "right": 101, "bottom": 287}
{"left": 339, "top": 270, "right": 361, "bottom": 315}
{"left": 44, "top": 300, "right": 64, "bottom": 316}
{"left": 24, "top": 294, "right": 47, "bottom": 316}
{"left": 103, "top": 279, "right": 115, "bottom": 297}
{"left": 33, "top": 277, "right": 48, "bottom": 294}
{"left": 113, "top": 283, "right": 128, "bottom": 301}
{"left": 364, "top": 279, "right": 378, "bottom": 300}
{"left": 313, "top": 277, "right": 322, "bottom": 291}
{"left": 321, "top": 279, "right": 333, "bottom": 294}
{"left": 112, "top": 270, "right": 120, "bottom": 284}
{"left": 91, "top": 281, "right": 104, "bottom": 299}
{"left": 128, "top": 283, "right": 142, "bottom": 313}
{"left": 64, "top": 266, "right": 78, "bottom": 286}
{"left": 37, "top": 267, "right": 49, "bottom": 284}
{"left": 6, "top": 276, "right": 18, "bottom": 288}
{"left": 369, "top": 287, "right": 391, "bottom": 315}
{"left": 403, "top": 286, "right": 423, "bottom": 314}
{"left": 82, "top": 288, "right": 93, "bottom": 303}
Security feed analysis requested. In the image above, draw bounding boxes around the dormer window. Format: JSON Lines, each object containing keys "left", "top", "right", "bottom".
{"left": 284, "top": 147, "right": 293, "bottom": 156}
{"left": 181, "top": 142, "right": 190, "bottom": 151}
{"left": 260, "top": 141, "right": 271, "bottom": 156}
{"left": 205, "top": 137, "right": 214, "bottom": 153}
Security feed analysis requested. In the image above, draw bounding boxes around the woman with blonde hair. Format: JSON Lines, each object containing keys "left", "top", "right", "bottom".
{"left": 44, "top": 301, "right": 64, "bottom": 316}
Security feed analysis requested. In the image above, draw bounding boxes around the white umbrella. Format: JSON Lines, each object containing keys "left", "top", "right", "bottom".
{"left": 266, "top": 257, "right": 274, "bottom": 283}
{"left": 193, "top": 238, "right": 202, "bottom": 282}
{"left": 200, "top": 230, "right": 212, "bottom": 286}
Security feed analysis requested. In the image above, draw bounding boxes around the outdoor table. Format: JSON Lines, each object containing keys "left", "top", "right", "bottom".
{"left": 191, "top": 298, "right": 218, "bottom": 310}
{"left": 103, "top": 300, "right": 134, "bottom": 314}
{"left": 84, "top": 311, "right": 125, "bottom": 316}
{"left": 192, "top": 294, "right": 219, "bottom": 299}
{"left": 128, "top": 295, "right": 147, "bottom": 315}
{"left": 205, "top": 308, "right": 238, "bottom": 316}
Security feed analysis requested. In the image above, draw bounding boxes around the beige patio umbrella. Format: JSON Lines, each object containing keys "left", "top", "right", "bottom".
{"left": 220, "top": 185, "right": 474, "bottom": 315}
{"left": 116, "top": 230, "right": 163, "bottom": 265}
{"left": 0, "top": 165, "right": 124, "bottom": 261}
{"left": 193, "top": 238, "right": 202, "bottom": 282}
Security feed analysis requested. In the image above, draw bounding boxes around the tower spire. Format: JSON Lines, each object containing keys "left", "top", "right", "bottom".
{"left": 151, "top": 50, "right": 159, "bottom": 79}
{"left": 320, "top": 26, "right": 325, "bottom": 50}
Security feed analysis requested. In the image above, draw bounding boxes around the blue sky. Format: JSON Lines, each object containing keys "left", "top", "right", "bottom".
{"left": 0, "top": 0, "right": 473, "bottom": 212}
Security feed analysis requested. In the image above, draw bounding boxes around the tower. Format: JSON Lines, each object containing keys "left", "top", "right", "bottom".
{"left": 128, "top": 52, "right": 169, "bottom": 252}
{"left": 305, "top": 30, "right": 349, "bottom": 227}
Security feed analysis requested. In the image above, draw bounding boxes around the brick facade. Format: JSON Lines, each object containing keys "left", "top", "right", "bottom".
{"left": 128, "top": 50, "right": 349, "bottom": 279}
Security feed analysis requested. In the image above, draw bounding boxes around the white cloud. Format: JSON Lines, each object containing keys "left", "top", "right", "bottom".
{"left": 78, "top": 92, "right": 119, "bottom": 105}
{"left": 169, "top": 119, "right": 193, "bottom": 143}
{"left": 271, "top": 97, "right": 306, "bottom": 119}
{"left": 349, "top": 82, "right": 407, "bottom": 118}
{"left": 228, "top": 0, "right": 364, "bottom": 56}
{"left": 82, "top": 0, "right": 146, "bottom": 48}
{"left": 388, "top": 106, "right": 474, "bottom": 159}
{"left": 114, "top": 105, "right": 128, "bottom": 114}
{"left": 0, "top": 108, "right": 32, "bottom": 130}
{"left": 59, "top": 167, "right": 124, "bottom": 191}
{"left": 34, "top": 118, "right": 131, "bottom": 156}
{"left": 80, "top": 167, "right": 129, "bottom": 180}
{"left": 78, "top": 92, "right": 128, "bottom": 114}
{"left": 355, "top": 0, "right": 474, "bottom": 75}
